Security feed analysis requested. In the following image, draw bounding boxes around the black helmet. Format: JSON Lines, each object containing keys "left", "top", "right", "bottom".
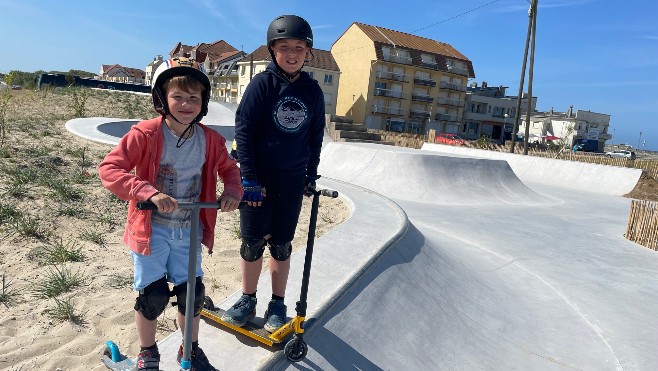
{"left": 267, "top": 15, "right": 313, "bottom": 48}
{"left": 151, "top": 57, "right": 211, "bottom": 122}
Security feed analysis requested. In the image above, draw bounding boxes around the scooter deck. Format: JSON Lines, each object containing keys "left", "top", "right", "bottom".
{"left": 200, "top": 307, "right": 287, "bottom": 346}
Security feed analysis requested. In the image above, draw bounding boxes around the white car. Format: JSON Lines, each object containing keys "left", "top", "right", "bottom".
{"left": 605, "top": 150, "right": 636, "bottom": 160}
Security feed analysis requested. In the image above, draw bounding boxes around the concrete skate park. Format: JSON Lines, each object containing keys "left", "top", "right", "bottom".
{"left": 67, "top": 101, "right": 658, "bottom": 370}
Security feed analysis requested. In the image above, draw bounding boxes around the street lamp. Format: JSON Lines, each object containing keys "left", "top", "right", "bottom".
{"left": 504, "top": 113, "right": 509, "bottom": 142}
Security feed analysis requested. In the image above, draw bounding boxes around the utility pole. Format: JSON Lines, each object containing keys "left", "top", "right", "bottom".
{"left": 510, "top": 0, "right": 538, "bottom": 154}
{"left": 523, "top": 0, "right": 538, "bottom": 155}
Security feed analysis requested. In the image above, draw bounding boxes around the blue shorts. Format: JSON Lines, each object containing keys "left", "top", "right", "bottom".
{"left": 131, "top": 223, "right": 204, "bottom": 290}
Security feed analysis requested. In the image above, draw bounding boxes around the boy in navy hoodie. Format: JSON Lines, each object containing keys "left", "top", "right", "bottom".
{"left": 222, "top": 15, "right": 325, "bottom": 332}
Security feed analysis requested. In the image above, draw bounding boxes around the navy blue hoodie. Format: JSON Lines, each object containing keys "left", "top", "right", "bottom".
{"left": 234, "top": 62, "right": 325, "bottom": 181}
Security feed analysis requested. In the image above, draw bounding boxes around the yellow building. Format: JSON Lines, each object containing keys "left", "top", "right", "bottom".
{"left": 331, "top": 22, "right": 475, "bottom": 135}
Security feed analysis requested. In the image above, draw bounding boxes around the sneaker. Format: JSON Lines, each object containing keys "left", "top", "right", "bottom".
{"left": 264, "top": 299, "right": 287, "bottom": 332}
{"left": 135, "top": 349, "right": 160, "bottom": 371}
{"left": 221, "top": 294, "right": 256, "bottom": 326}
{"left": 177, "top": 345, "right": 217, "bottom": 371}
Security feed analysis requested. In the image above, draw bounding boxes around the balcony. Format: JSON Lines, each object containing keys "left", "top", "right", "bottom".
{"left": 420, "top": 61, "right": 440, "bottom": 70}
{"left": 446, "top": 65, "right": 469, "bottom": 76}
{"left": 439, "top": 81, "right": 466, "bottom": 92}
{"left": 374, "top": 88, "right": 405, "bottom": 99}
{"left": 435, "top": 113, "right": 462, "bottom": 122}
{"left": 409, "top": 109, "right": 431, "bottom": 119}
{"left": 413, "top": 77, "right": 436, "bottom": 87}
{"left": 372, "top": 105, "right": 406, "bottom": 116}
{"left": 411, "top": 94, "right": 434, "bottom": 103}
{"left": 436, "top": 97, "right": 463, "bottom": 107}
{"left": 376, "top": 71, "right": 409, "bottom": 83}
{"left": 382, "top": 53, "right": 413, "bottom": 65}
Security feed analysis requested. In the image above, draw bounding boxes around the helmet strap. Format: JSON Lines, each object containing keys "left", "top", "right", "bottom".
{"left": 163, "top": 115, "right": 198, "bottom": 148}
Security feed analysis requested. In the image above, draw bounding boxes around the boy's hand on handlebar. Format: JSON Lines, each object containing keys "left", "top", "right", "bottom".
{"left": 219, "top": 195, "right": 241, "bottom": 212}
{"left": 148, "top": 192, "right": 177, "bottom": 213}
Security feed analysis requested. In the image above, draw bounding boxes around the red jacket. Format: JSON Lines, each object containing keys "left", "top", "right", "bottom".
{"left": 98, "top": 117, "right": 243, "bottom": 255}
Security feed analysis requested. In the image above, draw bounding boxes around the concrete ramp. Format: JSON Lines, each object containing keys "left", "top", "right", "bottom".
{"left": 319, "top": 142, "right": 557, "bottom": 206}
{"left": 422, "top": 143, "right": 642, "bottom": 196}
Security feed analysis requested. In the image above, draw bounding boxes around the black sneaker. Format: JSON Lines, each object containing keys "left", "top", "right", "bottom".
{"left": 177, "top": 345, "right": 217, "bottom": 371}
{"left": 135, "top": 349, "right": 160, "bottom": 371}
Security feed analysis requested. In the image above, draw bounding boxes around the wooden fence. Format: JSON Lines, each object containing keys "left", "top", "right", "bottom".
{"left": 626, "top": 200, "right": 658, "bottom": 251}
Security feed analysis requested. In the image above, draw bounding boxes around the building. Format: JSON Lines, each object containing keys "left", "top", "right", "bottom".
{"left": 99, "top": 64, "right": 146, "bottom": 84}
{"left": 235, "top": 45, "right": 340, "bottom": 114}
{"left": 330, "top": 22, "right": 475, "bottom": 134}
{"left": 520, "top": 106, "right": 611, "bottom": 151}
{"left": 464, "top": 82, "right": 536, "bottom": 142}
{"left": 145, "top": 55, "right": 164, "bottom": 86}
{"left": 169, "top": 40, "right": 239, "bottom": 74}
{"left": 209, "top": 50, "right": 246, "bottom": 103}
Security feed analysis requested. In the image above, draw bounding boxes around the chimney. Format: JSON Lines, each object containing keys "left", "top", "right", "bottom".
{"left": 482, "top": 81, "right": 487, "bottom": 88}
{"left": 566, "top": 105, "right": 573, "bottom": 117}
{"left": 470, "top": 82, "right": 478, "bottom": 88}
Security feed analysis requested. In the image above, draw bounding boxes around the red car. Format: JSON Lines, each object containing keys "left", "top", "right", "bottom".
{"left": 436, "top": 133, "right": 465, "bottom": 145}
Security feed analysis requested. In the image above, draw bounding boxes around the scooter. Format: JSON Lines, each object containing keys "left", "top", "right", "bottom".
{"left": 200, "top": 186, "right": 338, "bottom": 362}
{"left": 101, "top": 200, "right": 226, "bottom": 370}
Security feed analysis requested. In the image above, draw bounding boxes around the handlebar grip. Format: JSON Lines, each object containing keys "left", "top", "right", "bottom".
{"left": 136, "top": 201, "right": 158, "bottom": 210}
{"left": 320, "top": 189, "right": 339, "bottom": 198}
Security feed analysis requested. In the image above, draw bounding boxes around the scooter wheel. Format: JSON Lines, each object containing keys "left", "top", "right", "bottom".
{"left": 284, "top": 337, "right": 308, "bottom": 362}
{"left": 203, "top": 296, "right": 215, "bottom": 310}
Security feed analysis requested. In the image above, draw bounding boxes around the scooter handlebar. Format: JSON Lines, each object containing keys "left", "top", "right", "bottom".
{"left": 136, "top": 201, "right": 158, "bottom": 210}
{"left": 136, "top": 189, "right": 337, "bottom": 210}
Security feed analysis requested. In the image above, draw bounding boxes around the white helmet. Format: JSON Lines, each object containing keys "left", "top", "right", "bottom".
{"left": 151, "top": 57, "right": 210, "bottom": 123}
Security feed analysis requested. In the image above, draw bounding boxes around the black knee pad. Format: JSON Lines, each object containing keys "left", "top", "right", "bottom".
{"left": 134, "top": 277, "right": 170, "bottom": 321}
{"left": 173, "top": 277, "right": 205, "bottom": 316}
{"left": 240, "top": 238, "right": 267, "bottom": 262}
{"left": 269, "top": 240, "right": 292, "bottom": 261}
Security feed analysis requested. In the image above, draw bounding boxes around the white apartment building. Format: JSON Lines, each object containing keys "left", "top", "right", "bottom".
{"left": 520, "top": 106, "right": 611, "bottom": 151}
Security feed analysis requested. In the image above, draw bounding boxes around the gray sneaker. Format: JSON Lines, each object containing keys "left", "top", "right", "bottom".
{"left": 264, "top": 299, "right": 287, "bottom": 332}
{"left": 221, "top": 294, "right": 256, "bottom": 327}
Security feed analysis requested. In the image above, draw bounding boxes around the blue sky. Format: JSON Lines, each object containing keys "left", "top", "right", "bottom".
{"left": 1, "top": 0, "right": 657, "bottom": 150}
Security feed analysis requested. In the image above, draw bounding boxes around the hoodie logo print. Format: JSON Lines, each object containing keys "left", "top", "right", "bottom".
{"left": 273, "top": 96, "right": 308, "bottom": 133}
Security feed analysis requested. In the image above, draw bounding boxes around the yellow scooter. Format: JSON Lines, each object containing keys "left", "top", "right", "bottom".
{"left": 201, "top": 186, "right": 338, "bottom": 362}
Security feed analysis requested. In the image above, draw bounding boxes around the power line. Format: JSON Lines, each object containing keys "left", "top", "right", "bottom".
{"left": 412, "top": 0, "right": 502, "bottom": 33}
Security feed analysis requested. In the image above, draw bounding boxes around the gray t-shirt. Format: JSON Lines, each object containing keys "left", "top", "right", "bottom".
{"left": 151, "top": 124, "right": 206, "bottom": 228}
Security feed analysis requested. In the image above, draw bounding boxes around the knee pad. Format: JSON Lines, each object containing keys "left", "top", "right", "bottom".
{"left": 173, "top": 277, "right": 205, "bottom": 316}
{"left": 240, "top": 238, "right": 267, "bottom": 262}
{"left": 134, "top": 277, "right": 170, "bottom": 321}
{"left": 269, "top": 240, "right": 292, "bottom": 261}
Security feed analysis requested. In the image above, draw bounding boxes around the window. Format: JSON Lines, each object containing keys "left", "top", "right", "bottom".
{"left": 421, "top": 54, "right": 435, "bottom": 63}
{"left": 308, "top": 71, "right": 315, "bottom": 80}
{"left": 240, "top": 65, "right": 245, "bottom": 76}
{"left": 323, "top": 93, "right": 332, "bottom": 105}
{"left": 324, "top": 74, "right": 333, "bottom": 85}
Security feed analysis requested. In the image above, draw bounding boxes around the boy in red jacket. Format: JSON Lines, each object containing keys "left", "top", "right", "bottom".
{"left": 99, "top": 57, "right": 242, "bottom": 371}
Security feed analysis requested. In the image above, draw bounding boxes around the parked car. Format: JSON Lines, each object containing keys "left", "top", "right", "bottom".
{"left": 605, "top": 150, "right": 636, "bottom": 160}
{"left": 436, "top": 133, "right": 465, "bottom": 146}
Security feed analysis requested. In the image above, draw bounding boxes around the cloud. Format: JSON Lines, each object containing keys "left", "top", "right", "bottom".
{"left": 197, "top": 0, "right": 227, "bottom": 20}
{"left": 642, "top": 35, "right": 658, "bottom": 40}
